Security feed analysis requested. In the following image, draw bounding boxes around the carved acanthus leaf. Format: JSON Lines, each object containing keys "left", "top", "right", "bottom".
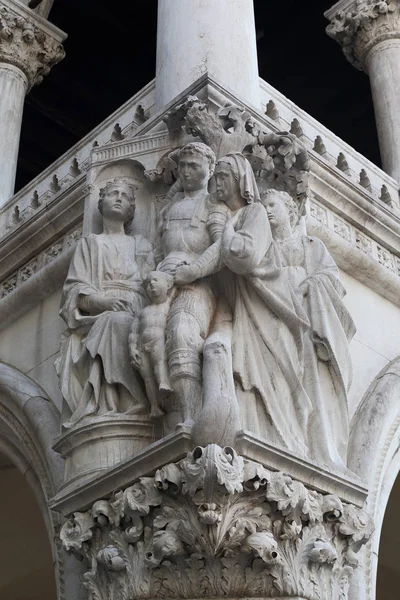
{"left": 60, "top": 445, "right": 373, "bottom": 600}
{"left": 160, "top": 95, "right": 310, "bottom": 209}
{"left": 327, "top": 0, "right": 399, "bottom": 70}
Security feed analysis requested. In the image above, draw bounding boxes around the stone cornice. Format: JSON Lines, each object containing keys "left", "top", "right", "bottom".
{"left": 326, "top": 0, "right": 400, "bottom": 70}
{"left": 0, "top": 0, "right": 66, "bottom": 90}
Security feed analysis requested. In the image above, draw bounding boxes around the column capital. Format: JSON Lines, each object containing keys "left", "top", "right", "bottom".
{"left": 60, "top": 444, "right": 372, "bottom": 600}
{"left": 326, "top": 0, "right": 400, "bottom": 71}
{"left": 0, "top": 0, "right": 66, "bottom": 91}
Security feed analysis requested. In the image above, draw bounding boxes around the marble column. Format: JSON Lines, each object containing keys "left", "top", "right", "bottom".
{"left": 0, "top": 0, "right": 66, "bottom": 207}
{"left": 326, "top": 0, "right": 400, "bottom": 182}
{"left": 0, "top": 65, "right": 28, "bottom": 204}
{"left": 155, "top": 0, "right": 260, "bottom": 110}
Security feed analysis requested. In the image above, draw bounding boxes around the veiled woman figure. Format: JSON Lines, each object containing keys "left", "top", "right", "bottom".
{"left": 175, "top": 153, "right": 312, "bottom": 457}
{"left": 175, "top": 153, "right": 355, "bottom": 467}
{"left": 55, "top": 178, "right": 155, "bottom": 427}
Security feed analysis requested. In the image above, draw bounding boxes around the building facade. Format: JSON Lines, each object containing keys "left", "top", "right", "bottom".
{"left": 0, "top": 1, "right": 399, "bottom": 599}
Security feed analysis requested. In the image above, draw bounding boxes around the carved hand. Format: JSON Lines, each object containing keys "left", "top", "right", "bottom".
{"left": 130, "top": 345, "right": 141, "bottom": 368}
{"left": 174, "top": 264, "right": 200, "bottom": 286}
{"left": 80, "top": 295, "right": 135, "bottom": 315}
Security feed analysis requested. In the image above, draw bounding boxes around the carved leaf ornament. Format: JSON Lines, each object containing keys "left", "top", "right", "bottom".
{"left": 61, "top": 445, "right": 372, "bottom": 599}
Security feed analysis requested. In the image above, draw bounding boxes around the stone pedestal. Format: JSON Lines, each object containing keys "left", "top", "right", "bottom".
{"left": 53, "top": 416, "right": 159, "bottom": 489}
{"left": 326, "top": 0, "right": 400, "bottom": 181}
{"left": 0, "top": 0, "right": 66, "bottom": 205}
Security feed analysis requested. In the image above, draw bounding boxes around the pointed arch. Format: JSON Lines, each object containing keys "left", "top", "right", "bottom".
{"left": 0, "top": 361, "right": 82, "bottom": 600}
{"left": 348, "top": 357, "right": 400, "bottom": 600}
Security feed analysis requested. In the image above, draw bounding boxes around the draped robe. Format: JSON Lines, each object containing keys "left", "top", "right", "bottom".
{"left": 55, "top": 233, "right": 154, "bottom": 426}
{"left": 207, "top": 203, "right": 355, "bottom": 465}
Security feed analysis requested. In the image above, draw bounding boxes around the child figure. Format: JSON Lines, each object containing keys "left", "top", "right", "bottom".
{"left": 129, "top": 271, "right": 174, "bottom": 418}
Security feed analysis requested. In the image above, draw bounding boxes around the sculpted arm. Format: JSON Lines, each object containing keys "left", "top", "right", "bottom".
{"left": 174, "top": 238, "right": 223, "bottom": 286}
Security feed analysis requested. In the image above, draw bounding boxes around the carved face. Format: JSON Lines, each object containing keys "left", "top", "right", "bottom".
{"left": 178, "top": 151, "right": 210, "bottom": 192}
{"left": 146, "top": 272, "right": 172, "bottom": 302}
{"left": 100, "top": 183, "right": 134, "bottom": 223}
{"left": 214, "top": 164, "right": 243, "bottom": 210}
{"left": 263, "top": 193, "right": 291, "bottom": 230}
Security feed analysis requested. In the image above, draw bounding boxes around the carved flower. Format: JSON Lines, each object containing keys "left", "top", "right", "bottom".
{"left": 124, "top": 477, "right": 162, "bottom": 516}
{"left": 280, "top": 519, "right": 302, "bottom": 540}
{"left": 242, "top": 532, "right": 280, "bottom": 565}
{"left": 0, "top": 7, "right": 15, "bottom": 40}
{"left": 309, "top": 539, "right": 337, "bottom": 564}
{"left": 60, "top": 511, "right": 95, "bottom": 552}
{"left": 21, "top": 20, "right": 35, "bottom": 43}
{"left": 96, "top": 546, "right": 126, "bottom": 572}
{"left": 181, "top": 446, "right": 244, "bottom": 497}
{"left": 197, "top": 503, "right": 222, "bottom": 525}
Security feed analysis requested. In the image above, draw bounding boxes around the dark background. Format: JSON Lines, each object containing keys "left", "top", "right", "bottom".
{"left": 16, "top": 0, "right": 379, "bottom": 191}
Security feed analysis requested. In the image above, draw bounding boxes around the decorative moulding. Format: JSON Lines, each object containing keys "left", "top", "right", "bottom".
{"left": 51, "top": 429, "right": 367, "bottom": 516}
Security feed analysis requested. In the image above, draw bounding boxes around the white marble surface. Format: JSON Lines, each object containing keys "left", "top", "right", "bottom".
{"left": 367, "top": 39, "right": 400, "bottom": 182}
{"left": 0, "top": 65, "right": 27, "bottom": 206}
{"left": 156, "top": 0, "right": 260, "bottom": 109}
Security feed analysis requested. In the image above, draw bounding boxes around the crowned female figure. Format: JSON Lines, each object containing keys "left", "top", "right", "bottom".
{"left": 56, "top": 178, "right": 155, "bottom": 427}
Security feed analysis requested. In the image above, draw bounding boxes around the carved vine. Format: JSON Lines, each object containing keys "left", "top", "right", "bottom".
{"left": 61, "top": 445, "right": 372, "bottom": 600}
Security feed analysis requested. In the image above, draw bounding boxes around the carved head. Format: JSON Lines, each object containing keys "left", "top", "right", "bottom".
{"left": 177, "top": 142, "right": 216, "bottom": 192}
{"left": 214, "top": 153, "right": 260, "bottom": 211}
{"left": 145, "top": 271, "right": 174, "bottom": 303}
{"left": 98, "top": 178, "right": 136, "bottom": 225}
{"left": 260, "top": 189, "right": 298, "bottom": 230}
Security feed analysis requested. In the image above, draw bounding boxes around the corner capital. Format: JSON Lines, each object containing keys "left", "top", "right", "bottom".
{"left": 0, "top": 0, "right": 66, "bottom": 90}
{"left": 326, "top": 0, "right": 400, "bottom": 70}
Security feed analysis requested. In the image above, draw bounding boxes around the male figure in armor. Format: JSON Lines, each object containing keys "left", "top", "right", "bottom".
{"left": 157, "top": 142, "right": 228, "bottom": 428}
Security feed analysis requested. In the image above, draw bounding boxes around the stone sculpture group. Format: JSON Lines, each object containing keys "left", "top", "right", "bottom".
{"left": 56, "top": 99, "right": 356, "bottom": 470}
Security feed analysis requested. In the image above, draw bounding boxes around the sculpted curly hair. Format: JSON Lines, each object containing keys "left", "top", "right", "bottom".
{"left": 260, "top": 189, "right": 299, "bottom": 228}
{"left": 178, "top": 142, "right": 216, "bottom": 175}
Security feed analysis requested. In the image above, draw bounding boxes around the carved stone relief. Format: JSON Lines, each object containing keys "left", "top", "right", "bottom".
{"left": 0, "top": 0, "right": 65, "bottom": 89}
{"left": 55, "top": 179, "right": 155, "bottom": 427}
{"left": 326, "top": 0, "right": 400, "bottom": 70}
{"left": 60, "top": 445, "right": 372, "bottom": 600}
{"left": 55, "top": 96, "right": 356, "bottom": 475}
